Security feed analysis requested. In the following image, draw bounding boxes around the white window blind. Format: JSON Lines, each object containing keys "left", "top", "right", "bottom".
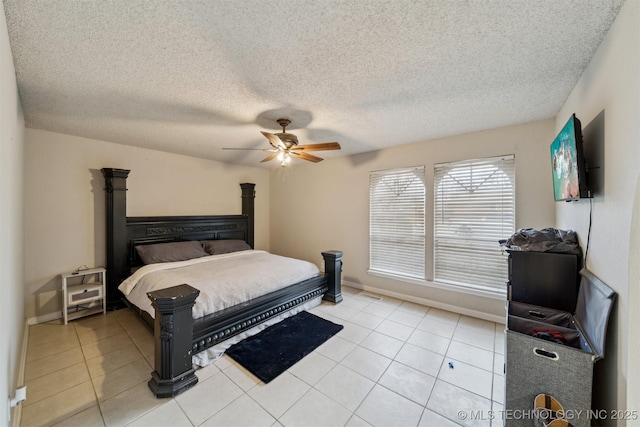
{"left": 434, "top": 155, "right": 515, "bottom": 292}
{"left": 369, "top": 166, "right": 425, "bottom": 280}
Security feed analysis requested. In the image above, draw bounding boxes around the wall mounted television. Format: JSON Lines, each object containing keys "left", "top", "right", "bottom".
{"left": 550, "top": 114, "right": 591, "bottom": 201}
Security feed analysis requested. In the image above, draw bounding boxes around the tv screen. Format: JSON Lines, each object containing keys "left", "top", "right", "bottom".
{"left": 550, "top": 114, "right": 590, "bottom": 201}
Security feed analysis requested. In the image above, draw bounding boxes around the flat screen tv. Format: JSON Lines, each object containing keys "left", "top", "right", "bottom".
{"left": 550, "top": 114, "right": 590, "bottom": 201}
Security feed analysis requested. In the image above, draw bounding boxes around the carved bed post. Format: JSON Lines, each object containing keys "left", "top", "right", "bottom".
{"left": 240, "top": 183, "right": 255, "bottom": 248}
{"left": 147, "top": 284, "right": 200, "bottom": 398}
{"left": 322, "top": 250, "right": 343, "bottom": 304}
{"left": 102, "top": 168, "right": 130, "bottom": 310}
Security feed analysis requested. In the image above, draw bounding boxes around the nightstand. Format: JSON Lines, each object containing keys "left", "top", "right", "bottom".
{"left": 61, "top": 267, "right": 106, "bottom": 324}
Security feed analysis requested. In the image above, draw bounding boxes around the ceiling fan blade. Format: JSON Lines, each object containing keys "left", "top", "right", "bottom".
{"left": 260, "top": 152, "right": 279, "bottom": 163}
{"left": 222, "top": 147, "right": 273, "bottom": 151}
{"left": 290, "top": 142, "right": 341, "bottom": 152}
{"left": 291, "top": 151, "right": 323, "bottom": 163}
{"left": 260, "top": 131, "right": 287, "bottom": 150}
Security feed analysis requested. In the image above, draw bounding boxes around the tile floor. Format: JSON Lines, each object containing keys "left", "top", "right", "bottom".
{"left": 21, "top": 287, "right": 505, "bottom": 427}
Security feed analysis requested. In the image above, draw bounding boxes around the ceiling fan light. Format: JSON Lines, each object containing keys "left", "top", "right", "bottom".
{"left": 235, "top": 118, "right": 341, "bottom": 166}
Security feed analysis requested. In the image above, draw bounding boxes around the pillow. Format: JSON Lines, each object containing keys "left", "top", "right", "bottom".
{"left": 135, "top": 241, "right": 208, "bottom": 264}
{"left": 201, "top": 239, "right": 251, "bottom": 255}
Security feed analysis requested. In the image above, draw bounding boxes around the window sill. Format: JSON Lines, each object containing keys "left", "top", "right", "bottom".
{"left": 367, "top": 270, "right": 507, "bottom": 300}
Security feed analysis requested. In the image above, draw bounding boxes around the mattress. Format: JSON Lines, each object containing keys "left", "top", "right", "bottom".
{"left": 119, "top": 250, "right": 320, "bottom": 319}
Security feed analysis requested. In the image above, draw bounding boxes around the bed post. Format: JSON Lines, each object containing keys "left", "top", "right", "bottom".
{"left": 240, "top": 183, "right": 255, "bottom": 248}
{"left": 322, "top": 250, "right": 343, "bottom": 304}
{"left": 102, "top": 168, "right": 130, "bottom": 310}
{"left": 147, "top": 284, "right": 200, "bottom": 398}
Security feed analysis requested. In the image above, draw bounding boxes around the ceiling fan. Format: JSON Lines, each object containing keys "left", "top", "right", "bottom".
{"left": 223, "top": 118, "right": 341, "bottom": 166}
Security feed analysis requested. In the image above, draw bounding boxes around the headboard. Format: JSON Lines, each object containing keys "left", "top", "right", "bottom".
{"left": 101, "top": 168, "right": 256, "bottom": 310}
{"left": 125, "top": 215, "right": 249, "bottom": 267}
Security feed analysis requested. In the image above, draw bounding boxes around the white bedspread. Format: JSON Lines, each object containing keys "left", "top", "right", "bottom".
{"left": 119, "top": 250, "right": 320, "bottom": 319}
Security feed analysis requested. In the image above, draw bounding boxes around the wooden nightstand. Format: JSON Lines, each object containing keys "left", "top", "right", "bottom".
{"left": 61, "top": 267, "right": 106, "bottom": 324}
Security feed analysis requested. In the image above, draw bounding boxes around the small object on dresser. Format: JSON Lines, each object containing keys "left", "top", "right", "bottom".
{"left": 61, "top": 267, "right": 106, "bottom": 324}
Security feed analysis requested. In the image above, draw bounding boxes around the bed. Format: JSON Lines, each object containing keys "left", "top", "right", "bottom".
{"left": 101, "top": 168, "right": 343, "bottom": 398}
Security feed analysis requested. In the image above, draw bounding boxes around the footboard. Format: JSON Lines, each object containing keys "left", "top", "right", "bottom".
{"left": 147, "top": 250, "right": 343, "bottom": 397}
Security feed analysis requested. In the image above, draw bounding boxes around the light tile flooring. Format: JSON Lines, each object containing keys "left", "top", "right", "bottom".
{"left": 22, "top": 287, "right": 505, "bottom": 427}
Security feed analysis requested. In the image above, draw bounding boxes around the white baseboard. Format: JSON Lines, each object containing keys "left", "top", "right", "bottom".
{"left": 10, "top": 320, "right": 29, "bottom": 427}
{"left": 343, "top": 281, "right": 506, "bottom": 324}
{"left": 27, "top": 311, "right": 62, "bottom": 326}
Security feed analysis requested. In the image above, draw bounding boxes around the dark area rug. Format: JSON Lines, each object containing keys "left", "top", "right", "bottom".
{"left": 225, "top": 310, "right": 343, "bottom": 383}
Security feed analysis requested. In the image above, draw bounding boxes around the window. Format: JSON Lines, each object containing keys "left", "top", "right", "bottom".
{"left": 434, "top": 155, "right": 515, "bottom": 293}
{"left": 369, "top": 166, "right": 425, "bottom": 280}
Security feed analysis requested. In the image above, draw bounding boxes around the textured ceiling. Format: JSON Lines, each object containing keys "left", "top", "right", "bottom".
{"left": 3, "top": 0, "right": 624, "bottom": 167}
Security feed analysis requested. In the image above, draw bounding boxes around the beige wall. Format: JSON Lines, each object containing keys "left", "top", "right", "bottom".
{"left": 629, "top": 176, "right": 640, "bottom": 427}
{"left": 269, "top": 118, "right": 556, "bottom": 321}
{"left": 1, "top": 3, "right": 25, "bottom": 424}
{"left": 555, "top": 0, "right": 639, "bottom": 423}
{"left": 23, "top": 129, "right": 270, "bottom": 320}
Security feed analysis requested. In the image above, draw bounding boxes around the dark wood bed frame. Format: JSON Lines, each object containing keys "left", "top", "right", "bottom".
{"left": 101, "top": 168, "right": 343, "bottom": 398}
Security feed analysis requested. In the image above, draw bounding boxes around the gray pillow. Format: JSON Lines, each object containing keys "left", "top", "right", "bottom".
{"left": 136, "top": 241, "right": 208, "bottom": 264}
{"left": 201, "top": 239, "right": 251, "bottom": 255}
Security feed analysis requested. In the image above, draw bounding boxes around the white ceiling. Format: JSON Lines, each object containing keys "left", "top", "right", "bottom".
{"left": 3, "top": 0, "right": 624, "bottom": 167}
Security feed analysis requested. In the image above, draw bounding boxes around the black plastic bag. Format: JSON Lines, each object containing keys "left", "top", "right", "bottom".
{"left": 499, "top": 228, "right": 582, "bottom": 255}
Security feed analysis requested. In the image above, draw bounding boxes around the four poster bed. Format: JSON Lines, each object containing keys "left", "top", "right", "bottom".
{"left": 101, "top": 168, "right": 343, "bottom": 398}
